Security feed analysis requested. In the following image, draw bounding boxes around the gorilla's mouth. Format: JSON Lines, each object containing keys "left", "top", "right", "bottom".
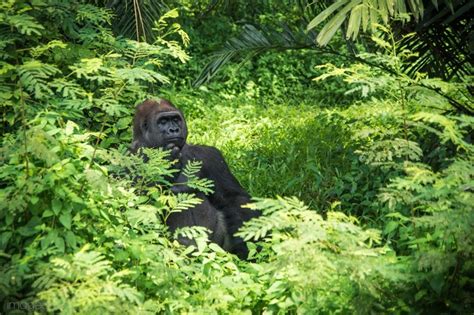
{"left": 164, "top": 137, "right": 184, "bottom": 149}
{"left": 166, "top": 137, "right": 184, "bottom": 144}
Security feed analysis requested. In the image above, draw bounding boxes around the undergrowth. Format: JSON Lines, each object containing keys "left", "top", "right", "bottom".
{"left": 0, "top": 1, "right": 472, "bottom": 314}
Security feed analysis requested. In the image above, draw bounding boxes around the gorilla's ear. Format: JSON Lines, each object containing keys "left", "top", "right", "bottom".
{"left": 141, "top": 119, "right": 148, "bottom": 131}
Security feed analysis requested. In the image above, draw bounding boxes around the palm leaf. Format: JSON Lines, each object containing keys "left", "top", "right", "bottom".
{"left": 193, "top": 24, "right": 316, "bottom": 87}
{"left": 306, "top": 0, "right": 472, "bottom": 80}
{"left": 107, "top": 0, "right": 168, "bottom": 42}
{"left": 400, "top": 0, "right": 472, "bottom": 80}
{"left": 306, "top": 0, "right": 444, "bottom": 46}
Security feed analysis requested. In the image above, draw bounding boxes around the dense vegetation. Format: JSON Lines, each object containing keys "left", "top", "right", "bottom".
{"left": 0, "top": 0, "right": 472, "bottom": 313}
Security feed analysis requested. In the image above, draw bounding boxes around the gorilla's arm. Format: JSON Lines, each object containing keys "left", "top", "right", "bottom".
{"left": 166, "top": 196, "right": 230, "bottom": 249}
{"left": 181, "top": 145, "right": 259, "bottom": 257}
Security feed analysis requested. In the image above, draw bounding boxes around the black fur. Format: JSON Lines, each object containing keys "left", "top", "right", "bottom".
{"left": 131, "top": 99, "right": 259, "bottom": 258}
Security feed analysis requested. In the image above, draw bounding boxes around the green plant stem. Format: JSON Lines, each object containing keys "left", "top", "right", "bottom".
{"left": 17, "top": 74, "right": 29, "bottom": 179}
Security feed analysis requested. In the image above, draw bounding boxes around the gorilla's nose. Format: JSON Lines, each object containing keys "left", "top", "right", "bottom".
{"left": 169, "top": 126, "right": 180, "bottom": 134}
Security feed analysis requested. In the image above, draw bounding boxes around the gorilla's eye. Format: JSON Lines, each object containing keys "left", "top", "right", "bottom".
{"left": 158, "top": 118, "right": 167, "bottom": 125}
{"left": 173, "top": 117, "right": 180, "bottom": 122}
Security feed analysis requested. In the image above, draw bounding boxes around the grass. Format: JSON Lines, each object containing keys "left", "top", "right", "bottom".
{"left": 170, "top": 93, "right": 357, "bottom": 211}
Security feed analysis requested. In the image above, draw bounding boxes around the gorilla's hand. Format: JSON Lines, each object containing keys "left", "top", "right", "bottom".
{"left": 165, "top": 143, "right": 182, "bottom": 161}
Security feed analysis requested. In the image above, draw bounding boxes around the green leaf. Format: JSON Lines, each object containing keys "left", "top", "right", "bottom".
{"left": 52, "top": 198, "right": 62, "bottom": 215}
{"left": 59, "top": 212, "right": 72, "bottom": 229}
{"left": 384, "top": 221, "right": 399, "bottom": 234}
{"left": 429, "top": 274, "right": 445, "bottom": 295}
{"left": 65, "top": 231, "right": 77, "bottom": 248}
{"left": 0, "top": 232, "right": 12, "bottom": 249}
{"left": 5, "top": 214, "right": 13, "bottom": 225}
{"left": 8, "top": 14, "right": 44, "bottom": 36}
{"left": 116, "top": 117, "right": 132, "bottom": 130}
{"left": 347, "top": 4, "right": 363, "bottom": 40}
{"left": 42, "top": 210, "right": 54, "bottom": 218}
{"left": 317, "top": 1, "right": 361, "bottom": 46}
{"left": 41, "top": 230, "right": 58, "bottom": 250}
{"left": 17, "top": 216, "right": 41, "bottom": 236}
{"left": 55, "top": 236, "right": 65, "bottom": 253}
{"left": 415, "top": 289, "right": 427, "bottom": 301}
{"left": 30, "top": 195, "right": 39, "bottom": 205}
{"left": 307, "top": 0, "right": 349, "bottom": 31}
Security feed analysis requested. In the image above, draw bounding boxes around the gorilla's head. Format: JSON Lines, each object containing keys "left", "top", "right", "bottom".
{"left": 131, "top": 99, "right": 188, "bottom": 155}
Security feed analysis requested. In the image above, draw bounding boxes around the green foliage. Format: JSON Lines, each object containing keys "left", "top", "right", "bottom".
{"left": 193, "top": 24, "right": 315, "bottom": 87}
{"left": 307, "top": 30, "right": 473, "bottom": 310}
{"left": 378, "top": 116, "right": 474, "bottom": 309}
{"left": 0, "top": 0, "right": 189, "bottom": 145}
{"left": 192, "top": 0, "right": 471, "bottom": 102}
{"left": 314, "top": 24, "right": 473, "bottom": 114}
{"left": 238, "top": 197, "right": 404, "bottom": 313}
{"left": 306, "top": 0, "right": 472, "bottom": 79}
{"left": 35, "top": 246, "right": 143, "bottom": 314}
{"left": 307, "top": 0, "right": 425, "bottom": 44}
{"left": 1, "top": 0, "right": 473, "bottom": 313}
{"left": 181, "top": 160, "right": 214, "bottom": 194}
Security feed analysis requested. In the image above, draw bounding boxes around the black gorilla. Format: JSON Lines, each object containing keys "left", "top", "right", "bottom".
{"left": 130, "top": 98, "right": 259, "bottom": 258}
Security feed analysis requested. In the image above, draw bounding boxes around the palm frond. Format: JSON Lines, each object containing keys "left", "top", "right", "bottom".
{"left": 397, "top": 0, "right": 473, "bottom": 80}
{"left": 307, "top": 0, "right": 428, "bottom": 45}
{"left": 306, "top": 0, "right": 472, "bottom": 80}
{"left": 107, "top": 0, "right": 168, "bottom": 42}
{"left": 193, "top": 24, "right": 316, "bottom": 87}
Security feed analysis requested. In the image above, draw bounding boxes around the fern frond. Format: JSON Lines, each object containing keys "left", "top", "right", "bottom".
{"left": 127, "top": 204, "right": 162, "bottom": 227}
{"left": 76, "top": 4, "right": 113, "bottom": 25}
{"left": 166, "top": 193, "right": 203, "bottom": 214}
{"left": 412, "top": 112, "right": 474, "bottom": 151}
{"left": 7, "top": 14, "right": 44, "bottom": 36}
{"left": 36, "top": 246, "right": 143, "bottom": 313}
{"left": 18, "top": 60, "right": 60, "bottom": 99}
{"left": 50, "top": 78, "right": 87, "bottom": 99}
{"left": 182, "top": 161, "right": 214, "bottom": 194}
{"left": 115, "top": 67, "right": 170, "bottom": 84}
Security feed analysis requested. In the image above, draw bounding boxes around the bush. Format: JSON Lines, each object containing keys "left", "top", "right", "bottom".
{"left": 1, "top": 1, "right": 472, "bottom": 313}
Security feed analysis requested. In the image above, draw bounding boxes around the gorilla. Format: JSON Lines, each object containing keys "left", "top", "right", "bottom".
{"left": 130, "top": 98, "right": 259, "bottom": 258}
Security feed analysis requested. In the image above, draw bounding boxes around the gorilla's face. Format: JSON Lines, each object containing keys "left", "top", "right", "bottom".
{"left": 131, "top": 99, "right": 189, "bottom": 156}
{"left": 143, "top": 111, "right": 187, "bottom": 151}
